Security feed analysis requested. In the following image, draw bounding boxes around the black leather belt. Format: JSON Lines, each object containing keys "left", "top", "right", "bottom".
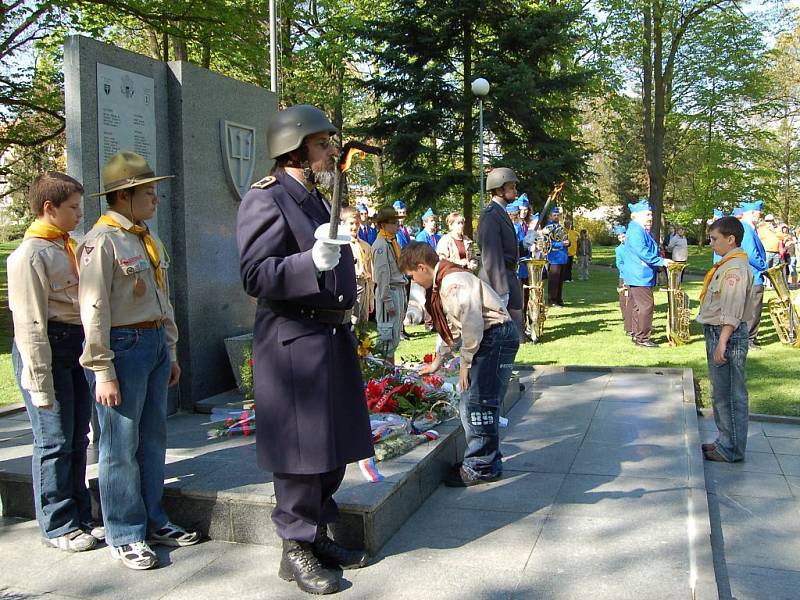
{"left": 258, "top": 298, "right": 351, "bottom": 325}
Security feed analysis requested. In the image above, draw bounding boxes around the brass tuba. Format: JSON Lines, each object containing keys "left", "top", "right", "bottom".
{"left": 764, "top": 264, "right": 800, "bottom": 347}
{"left": 522, "top": 258, "right": 548, "bottom": 342}
{"left": 664, "top": 262, "right": 691, "bottom": 346}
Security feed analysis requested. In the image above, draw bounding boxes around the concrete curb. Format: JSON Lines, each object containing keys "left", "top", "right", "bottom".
{"left": 697, "top": 407, "right": 800, "bottom": 426}
{"left": 0, "top": 403, "right": 25, "bottom": 418}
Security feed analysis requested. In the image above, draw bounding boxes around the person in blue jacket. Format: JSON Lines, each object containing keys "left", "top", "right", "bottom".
{"left": 393, "top": 200, "right": 412, "bottom": 249}
{"left": 613, "top": 225, "right": 632, "bottom": 336}
{"left": 545, "top": 207, "right": 570, "bottom": 307}
{"left": 622, "top": 198, "right": 675, "bottom": 347}
{"left": 710, "top": 208, "right": 725, "bottom": 264}
{"left": 507, "top": 202, "right": 530, "bottom": 337}
{"left": 356, "top": 203, "right": 377, "bottom": 244}
{"left": 415, "top": 208, "right": 441, "bottom": 249}
{"left": 738, "top": 200, "right": 768, "bottom": 348}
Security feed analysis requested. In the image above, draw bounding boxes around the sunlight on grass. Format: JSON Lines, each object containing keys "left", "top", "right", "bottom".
{"left": 0, "top": 241, "right": 20, "bottom": 406}
{"left": 398, "top": 261, "right": 798, "bottom": 417}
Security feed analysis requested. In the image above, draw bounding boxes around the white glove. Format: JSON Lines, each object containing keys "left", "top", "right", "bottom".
{"left": 311, "top": 239, "right": 341, "bottom": 272}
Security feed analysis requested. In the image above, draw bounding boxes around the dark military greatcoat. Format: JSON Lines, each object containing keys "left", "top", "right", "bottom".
{"left": 477, "top": 200, "right": 522, "bottom": 311}
{"left": 237, "top": 171, "right": 374, "bottom": 474}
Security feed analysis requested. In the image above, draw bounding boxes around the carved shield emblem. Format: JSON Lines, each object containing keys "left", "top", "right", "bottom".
{"left": 221, "top": 120, "right": 256, "bottom": 200}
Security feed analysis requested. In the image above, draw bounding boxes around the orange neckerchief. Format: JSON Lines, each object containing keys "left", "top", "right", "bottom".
{"left": 96, "top": 214, "right": 165, "bottom": 290}
{"left": 699, "top": 250, "right": 748, "bottom": 304}
{"left": 24, "top": 220, "right": 79, "bottom": 278}
{"left": 379, "top": 228, "right": 401, "bottom": 259}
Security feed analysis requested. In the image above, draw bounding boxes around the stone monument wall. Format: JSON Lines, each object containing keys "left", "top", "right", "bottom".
{"left": 64, "top": 36, "right": 277, "bottom": 412}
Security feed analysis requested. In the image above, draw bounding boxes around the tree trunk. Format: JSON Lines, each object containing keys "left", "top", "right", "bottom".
{"left": 171, "top": 35, "right": 188, "bottom": 62}
{"left": 462, "top": 16, "right": 474, "bottom": 237}
{"left": 201, "top": 42, "right": 211, "bottom": 69}
{"left": 147, "top": 29, "right": 162, "bottom": 60}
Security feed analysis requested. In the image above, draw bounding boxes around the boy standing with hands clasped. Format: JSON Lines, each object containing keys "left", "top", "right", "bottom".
{"left": 399, "top": 241, "right": 519, "bottom": 487}
{"left": 79, "top": 151, "right": 199, "bottom": 570}
{"left": 697, "top": 216, "right": 754, "bottom": 463}
{"left": 8, "top": 172, "right": 103, "bottom": 552}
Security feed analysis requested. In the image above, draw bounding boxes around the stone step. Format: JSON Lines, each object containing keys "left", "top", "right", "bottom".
{"left": 0, "top": 376, "right": 524, "bottom": 555}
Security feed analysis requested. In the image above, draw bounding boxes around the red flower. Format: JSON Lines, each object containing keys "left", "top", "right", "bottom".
{"left": 423, "top": 353, "right": 434, "bottom": 364}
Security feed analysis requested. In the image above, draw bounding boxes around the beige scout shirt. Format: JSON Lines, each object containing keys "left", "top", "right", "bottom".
{"left": 371, "top": 235, "right": 406, "bottom": 307}
{"left": 436, "top": 233, "right": 478, "bottom": 270}
{"left": 436, "top": 265, "right": 511, "bottom": 369}
{"left": 696, "top": 251, "right": 754, "bottom": 327}
{"left": 78, "top": 210, "right": 178, "bottom": 383}
{"left": 7, "top": 237, "right": 81, "bottom": 406}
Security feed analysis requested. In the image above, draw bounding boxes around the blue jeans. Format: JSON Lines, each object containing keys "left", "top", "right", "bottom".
{"left": 704, "top": 323, "right": 749, "bottom": 461}
{"left": 12, "top": 322, "right": 93, "bottom": 538}
{"left": 460, "top": 321, "right": 520, "bottom": 478}
{"left": 85, "top": 326, "right": 171, "bottom": 546}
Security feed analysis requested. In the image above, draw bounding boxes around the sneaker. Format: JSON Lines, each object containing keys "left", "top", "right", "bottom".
{"left": 444, "top": 464, "right": 502, "bottom": 487}
{"left": 82, "top": 520, "right": 105, "bottom": 542}
{"left": 147, "top": 522, "right": 201, "bottom": 547}
{"left": 42, "top": 529, "right": 97, "bottom": 553}
{"left": 109, "top": 541, "right": 158, "bottom": 570}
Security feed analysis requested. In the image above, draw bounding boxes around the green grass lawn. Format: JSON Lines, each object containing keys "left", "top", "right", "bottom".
{"left": 397, "top": 263, "right": 799, "bottom": 417}
{"left": 592, "top": 244, "right": 714, "bottom": 275}
{"left": 0, "top": 240, "right": 21, "bottom": 405}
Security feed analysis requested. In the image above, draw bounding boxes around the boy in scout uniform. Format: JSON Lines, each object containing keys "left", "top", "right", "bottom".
{"left": 697, "top": 216, "right": 754, "bottom": 462}
{"left": 399, "top": 242, "right": 520, "bottom": 486}
{"left": 341, "top": 206, "right": 374, "bottom": 327}
{"left": 372, "top": 206, "right": 408, "bottom": 363}
{"left": 79, "top": 151, "right": 199, "bottom": 570}
{"left": 8, "top": 172, "right": 103, "bottom": 552}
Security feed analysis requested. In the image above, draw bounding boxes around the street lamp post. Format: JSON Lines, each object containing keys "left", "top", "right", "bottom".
{"left": 471, "top": 78, "right": 490, "bottom": 209}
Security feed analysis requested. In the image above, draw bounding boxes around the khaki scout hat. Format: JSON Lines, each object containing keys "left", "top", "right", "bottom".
{"left": 375, "top": 207, "right": 399, "bottom": 225}
{"left": 268, "top": 104, "right": 338, "bottom": 159}
{"left": 91, "top": 151, "right": 173, "bottom": 197}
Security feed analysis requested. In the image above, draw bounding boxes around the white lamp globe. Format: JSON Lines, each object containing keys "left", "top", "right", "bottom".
{"left": 471, "top": 78, "right": 490, "bottom": 97}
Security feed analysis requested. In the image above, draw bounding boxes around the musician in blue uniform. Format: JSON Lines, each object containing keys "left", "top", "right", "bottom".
{"left": 415, "top": 208, "right": 441, "bottom": 249}
{"left": 545, "top": 207, "right": 569, "bottom": 307}
{"left": 622, "top": 199, "right": 674, "bottom": 347}
{"left": 356, "top": 203, "right": 377, "bottom": 244}
{"left": 738, "top": 200, "right": 768, "bottom": 348}
{"left": 613, "top": 225, "right": 632, "bottom": 336}
{"left": 708, "top": 208, "right": 725, "bottom": 264}
{"left": 237, "top": 105, "right": 373, "bottom": 595}
{"left": 509, "top": 202, "right": 530, "bottom": 338}
{"left": 393, "top": 200, "right": 412, "bottom": 249}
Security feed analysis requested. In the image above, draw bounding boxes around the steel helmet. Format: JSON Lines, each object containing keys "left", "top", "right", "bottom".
{"left": 268, "top": 104, "right": 338, "bottom": 159}
{"left": 486, "top": 167, "right": 519, "bottom": 192}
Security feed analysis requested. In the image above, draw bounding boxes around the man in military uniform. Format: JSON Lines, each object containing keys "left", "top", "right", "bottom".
{"left": 623, "top": 199, "right": 674, "bottom": 347}
{"left": 237, "top": 105, "right": 374, "bottom": 595}
{"left": 477, "top": 167, "right": 524, "bottom": 334}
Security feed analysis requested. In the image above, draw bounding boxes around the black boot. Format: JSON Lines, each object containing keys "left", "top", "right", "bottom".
{"left": 278, "top": 539, "right": 340, "bottom": 595}
{"left": 312, "top": 531, "right": 369, "bottom": 570}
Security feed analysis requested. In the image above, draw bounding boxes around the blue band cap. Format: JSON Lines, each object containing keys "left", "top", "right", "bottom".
{"left": 517, "top": 193, "right": 530, "bottom": 207}
{"left": 628, "top": 198, "right": 651, "bottom": 213}
{"left": 506, "top": 202, "right": 520, "bottom": 214}
{"left": 422, "top": 208, "right": 435, "bottom": 220}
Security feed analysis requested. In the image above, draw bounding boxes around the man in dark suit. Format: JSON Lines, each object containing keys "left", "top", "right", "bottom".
{"left": 477, "top": 167, "right": 524, "bottom": 335}
{"left": 237, "top": 105, "right": 374, "bottom": 595}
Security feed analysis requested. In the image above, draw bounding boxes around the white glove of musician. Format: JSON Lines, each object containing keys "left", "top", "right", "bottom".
{"left": 311, "top": 239, "right": 341, "bottom": 272}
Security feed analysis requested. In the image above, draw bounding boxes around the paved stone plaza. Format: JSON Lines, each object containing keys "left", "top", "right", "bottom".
{"left": 1, "top": 368, "right": 798, "bottom": 599}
